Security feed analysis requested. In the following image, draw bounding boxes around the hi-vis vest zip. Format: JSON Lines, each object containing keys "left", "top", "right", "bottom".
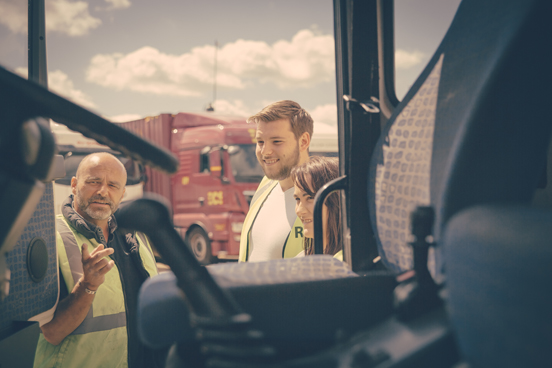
{"left": 34, "top": 215, "right": 158, "bottom": 368}
{"left": 239, "top": 177, "right": 304, "bottom": 262}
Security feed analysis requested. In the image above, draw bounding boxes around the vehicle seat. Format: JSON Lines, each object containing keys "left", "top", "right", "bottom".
{"left": 444, "top": 205, "right": 552, "bottom": 367}
{"left": 368, "top": 0, "right": 552, "bottom": 275}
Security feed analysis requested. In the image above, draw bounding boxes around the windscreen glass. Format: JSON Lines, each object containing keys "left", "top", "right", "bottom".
{"left": 228, "top": 145, "right": 264, "bottom": 183}
{"left": 394, "top": 0, "right": 461, "bottom": 100}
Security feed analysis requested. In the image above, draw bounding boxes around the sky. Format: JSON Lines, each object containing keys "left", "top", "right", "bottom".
{"left": 0, "top": 0, "right": 461, "bottom": 127}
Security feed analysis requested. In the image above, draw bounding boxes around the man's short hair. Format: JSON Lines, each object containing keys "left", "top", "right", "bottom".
{"left": 248, "top": 100, "right": 314, "bottom": 141}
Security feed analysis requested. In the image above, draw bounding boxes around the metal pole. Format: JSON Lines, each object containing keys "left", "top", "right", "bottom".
{"left": 213, "top": 40, "right": 218, "bottom": 108}
{"left": 28, "top": 0, "right": 48, "bottom": 88}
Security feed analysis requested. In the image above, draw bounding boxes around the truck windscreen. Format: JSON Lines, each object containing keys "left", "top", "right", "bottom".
{"left": 55, "top": 152, "right": 144, "bottom": 186}
{"left": 228, "top": 145, "right": 264, "bottom": 183}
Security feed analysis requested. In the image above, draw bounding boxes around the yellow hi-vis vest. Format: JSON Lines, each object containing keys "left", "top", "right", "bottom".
{"left": 238, "top": 177, "right": 304, "bottom": 262}
{"left": 34, "top": 215, "right": 158, "bottom": 368}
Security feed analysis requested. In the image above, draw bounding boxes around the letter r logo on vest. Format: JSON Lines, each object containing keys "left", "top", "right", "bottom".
{"left": 295, "top": 226, "right": 303, "bottom": 238}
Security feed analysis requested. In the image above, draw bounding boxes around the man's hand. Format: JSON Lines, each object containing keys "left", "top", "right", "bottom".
{"left": 41, "top": 244, "right": 115, "bottom": 345}
{"left": 80, "top": 243, "right": 115, "bottom": 291}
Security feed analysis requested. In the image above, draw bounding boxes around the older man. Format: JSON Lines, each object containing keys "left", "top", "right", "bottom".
{"left": 34, "top": 152, "right": 160, "bottom": 368}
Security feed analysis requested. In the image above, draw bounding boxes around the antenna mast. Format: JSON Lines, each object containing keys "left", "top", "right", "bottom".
{"left": 206, "top": 40, "right": 218, "bottom": 112}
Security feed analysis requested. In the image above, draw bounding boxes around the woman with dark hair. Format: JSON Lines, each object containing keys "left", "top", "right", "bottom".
{"left": 291, "top": 156, "right": 342, "bottom": 259}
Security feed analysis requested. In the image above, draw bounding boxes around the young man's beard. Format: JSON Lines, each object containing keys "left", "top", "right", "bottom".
{"left": 264, "top": 144, "right": 301, "bottom": 181}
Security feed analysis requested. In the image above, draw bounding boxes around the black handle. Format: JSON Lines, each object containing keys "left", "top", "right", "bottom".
{"left": 0, "top": 66, "right": 179, "bottom": 174}
{"left": 116, "top": 196, "right": 242, "bottom": 319}
{"left": 313, "top": 175, "right": 348, "bottom": 254}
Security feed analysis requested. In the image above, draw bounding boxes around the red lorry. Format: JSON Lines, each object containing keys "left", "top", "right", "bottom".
{"left": 118, "top": 112, "right": 264, "bottom": 264}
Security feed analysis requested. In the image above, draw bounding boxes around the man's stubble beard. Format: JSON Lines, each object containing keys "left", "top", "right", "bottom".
{"left": 75, "top": 190, "right": 117, "bottom": 221}
{"left": 264, "top": 143, "right": 301, "bottom": 181}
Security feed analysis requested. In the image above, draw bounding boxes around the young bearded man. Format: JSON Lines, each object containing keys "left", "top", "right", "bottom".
{"left": 238, "top": 100, "right": 313, "bottom": 262}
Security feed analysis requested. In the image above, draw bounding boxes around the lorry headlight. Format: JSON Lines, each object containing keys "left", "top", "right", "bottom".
{"left": 231, "top": 222, "right": 243, "bottom": 233}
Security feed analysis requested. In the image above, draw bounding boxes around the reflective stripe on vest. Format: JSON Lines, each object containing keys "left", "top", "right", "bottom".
{"left": 238, "top": 177, "right": 304, "bottom": 262}
{"left": 282, "top": 216, "right": 305, "bottom": 258}
{"left": 33, "top": 215, "right": 157, "bottom": 368}
{"left": 56, "top": 217, "right": 157, "bottom": 335}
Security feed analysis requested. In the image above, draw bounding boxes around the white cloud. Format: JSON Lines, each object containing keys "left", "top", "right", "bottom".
{"left": 107, "top": 113, "right": 143, "bottom": 123}
{"left": 48, "top": 70, "right": 98, "bottom": 109}
{"left": 85, "top": 29, "right": 335, "bottom": 97}
{"left": 395, "top": 49, "right": 425, "bottom": 69}
{"left": 210, "top": 100, "right": 253, "bottom": 117}
{"left": 48, "top": 0, "right": 102, "bottom": 36}
{"left": 310, "top": 103, "right": 337, "bottom": 126}
{"left": 0, "top": 0, "right": 101, "bottom": 36}
{"left": 104, "top": 0, "right": 131, "bottom": 10}
{"left": 313, "top": 121, "right": 338, "bottom": 136}
{"left": 15, "top": 67, "right": 97, "bottom": 109}
{"left": 0, "top": 0, "right": 27, "bottom": 33}
{"left": 86, "top": 46, "right": 211, "bottom": 96}
{"left": 106, "top": 101, "right": 250, "bottom": 124}
{"left": 222, "top": 29, "right": 335, "bottom": 88}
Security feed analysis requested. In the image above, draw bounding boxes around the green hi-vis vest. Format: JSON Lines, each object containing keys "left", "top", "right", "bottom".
{"left": 239, "top": 177, "right": 304, "bottom": 262}
{"left": 34, "top": 215, "right": 158, "bottom": 368}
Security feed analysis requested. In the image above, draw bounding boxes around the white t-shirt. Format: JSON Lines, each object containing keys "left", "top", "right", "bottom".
{"left": 248, "top": 184, "right": 297, "bottom": 262}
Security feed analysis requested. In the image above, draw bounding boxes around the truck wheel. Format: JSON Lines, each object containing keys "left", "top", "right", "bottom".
{"left": 187, "top": 228, "right": 214, "bottom": 265}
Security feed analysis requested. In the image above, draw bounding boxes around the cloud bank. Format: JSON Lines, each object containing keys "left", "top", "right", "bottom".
{"left": 86, "top": 28, "right": 425, "bottom": 100}
{"left": 108, "top": 113, "right": 143, "bottom": 122}
{"left": 310, "top": 103, "right": 337, "bottom": 126}
{"left": 0, "top": 0, "right": 130, "bottom": 36}
{"left": 85, "top": 29, "right": 335, "bottom": 96}
{"left": 395, "top": 49, "right": 425, "bottom": 69}
{"left": 104, "top": 0, "right": 131, "bottom": 10}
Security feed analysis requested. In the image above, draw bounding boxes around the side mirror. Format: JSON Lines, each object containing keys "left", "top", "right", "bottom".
{"left": 220, "top": 145, "right": 230, "bottom": 184}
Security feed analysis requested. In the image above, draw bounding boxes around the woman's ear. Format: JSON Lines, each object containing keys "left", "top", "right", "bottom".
{"left": 299, "top": 132, "right": 311, "bottom": 152}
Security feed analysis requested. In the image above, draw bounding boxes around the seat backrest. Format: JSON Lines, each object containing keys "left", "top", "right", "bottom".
{"left": 0, "top": 112, "right": 59, "bottom": 336}
{"left": 368, "top": 0, "right": 552, "bottom": 274}
{"left": 444, "top": 205, "right": 552, "bottom": 367}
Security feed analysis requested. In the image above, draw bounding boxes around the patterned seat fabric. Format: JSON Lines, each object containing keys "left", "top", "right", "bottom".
{"left": 0, "top": 184, "right": 58, "bottom": 332}
{"left": 207, "top": 255, "right": 356, "bottom": 287}
{"left": 371, "top": 57, "right": 443, "bottom": 273}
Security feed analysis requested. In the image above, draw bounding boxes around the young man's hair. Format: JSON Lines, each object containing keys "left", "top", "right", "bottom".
{"left": 248, "top": 100, "right": 314, "bottom": 141}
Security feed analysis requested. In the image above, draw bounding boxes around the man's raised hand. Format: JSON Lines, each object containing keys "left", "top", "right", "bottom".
{"left": 80, "top": 243, "right": 115, "bottom": 292}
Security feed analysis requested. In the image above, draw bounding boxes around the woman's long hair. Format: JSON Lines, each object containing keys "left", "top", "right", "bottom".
{"left": 291, "top": 156, "right": 341, "bottom": 256}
